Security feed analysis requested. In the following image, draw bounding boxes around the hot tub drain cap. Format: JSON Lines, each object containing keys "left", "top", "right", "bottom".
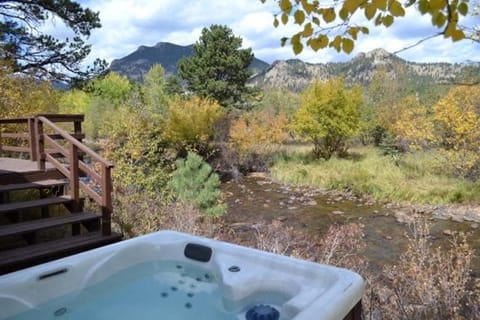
{"left": 245, "top": 304, "right": 280, "bottom": 320}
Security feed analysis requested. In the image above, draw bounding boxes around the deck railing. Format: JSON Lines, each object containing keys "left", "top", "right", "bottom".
{"left": 0, "top": 114, "right": 113, "bottom": 236}
{"left": 0, "top": 117, "right": 36, "bottom": 160}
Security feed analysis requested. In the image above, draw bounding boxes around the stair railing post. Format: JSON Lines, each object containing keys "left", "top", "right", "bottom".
{"left": 28, "top": 117, "right": 37, "bottom": 161}
{"left": 0, "top": 126, "right": 3, "bottom": 156}
{"left": 69, "top": 142, "right": 80, "bottom": 212}
{"left": 35, "top": 117, "right": 45, "bottom": 170}
{"left": 101, "top": 164, "right": 112, "bottom": 236}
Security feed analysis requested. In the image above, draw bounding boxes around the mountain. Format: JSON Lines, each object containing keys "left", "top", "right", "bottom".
{"left": 250, "top": 48, "right": 480, "bottom": 92}
{"left": 109, "top": 42, "right": 270, "bottom": 81}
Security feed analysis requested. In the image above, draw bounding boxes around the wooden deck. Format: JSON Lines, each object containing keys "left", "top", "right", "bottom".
{"left": 0, "top": 115, "right": 121, "bottom": 274}
{"left": 0, "top": 157, "right": 54, "bottom": 174}
{"left": 0, "top": 158, "right": 60, "bottom": 185}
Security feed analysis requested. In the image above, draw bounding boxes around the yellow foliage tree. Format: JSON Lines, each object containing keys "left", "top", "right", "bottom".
{"left": 291, "top": 78, "right": 361, "bottom": 159}
{"left": 0, "top": 63, "right": 59, "bottom": 119}
{"left": 229, "top": 111, "right": 289, "bottom": 160}
{"left": 432, "top": 85, "right": 480, "bottom": 177}
{"left": 163, "top": 96, "right": 225, "bottom": 156}
{"left": 390, "top": 95, "right": 435, "bottom": 149}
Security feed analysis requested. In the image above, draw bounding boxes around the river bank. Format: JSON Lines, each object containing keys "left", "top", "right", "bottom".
{"left": 221, "top": 173, "right": 480, "bottom": 276}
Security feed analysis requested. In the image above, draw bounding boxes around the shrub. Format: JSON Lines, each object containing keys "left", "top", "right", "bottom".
{"left": 291, "top": 78, "right": 362, "bottom": 159}
{"left": 163, "top": 96, "right": 224, "bottom": 157}
{"left": 168, "top": 152, "right": 226, "bottom": 218}
{"left": 379, "top": 216, "right": 479, "bottom": 319}
{"left": 229, "top": 111, "right": 289, "bottom": 166}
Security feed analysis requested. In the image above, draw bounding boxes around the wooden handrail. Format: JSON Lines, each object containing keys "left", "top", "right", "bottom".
{"left": 0, "top": 118, "right": 30, "bottom": 124}
{"left": 36, "top": 116, "right": 114, "bottom": 236}
{"left": 1, "top": 114, "right": 114, "bottom": 236}
{"left": 37, "top": 117, "right": 113, "bottom": 168}
{"left": 0, "top": 117, "right": 36, "bottom": 160}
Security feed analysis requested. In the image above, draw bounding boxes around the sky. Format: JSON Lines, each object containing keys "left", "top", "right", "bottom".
{"left": 66, "top": 0, "right": 480, "bottom": 66}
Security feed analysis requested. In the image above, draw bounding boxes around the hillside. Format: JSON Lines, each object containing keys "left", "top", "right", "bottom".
{"left": 109, "top": 42, "right": 270, "bottom": 81}
{"left": 250, "top": 48, "right": 480, "bottom": 92}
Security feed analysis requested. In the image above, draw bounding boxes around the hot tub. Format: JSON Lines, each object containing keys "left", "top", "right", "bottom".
{"left": 0, "top": 231, "right": 364, "bottom": 320}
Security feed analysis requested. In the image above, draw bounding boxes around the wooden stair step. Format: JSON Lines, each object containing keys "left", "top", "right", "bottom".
{"left": 0, "top": 212, "right": 99, "bottom": 238}
{"left": 0, "top": 232, "right": 122, "bottom": 275}
{"left": 0, "top": 195, "right": 72, "bottom": 214}
{"left": 0, "top": 179, "right": 68, "bottom": 193}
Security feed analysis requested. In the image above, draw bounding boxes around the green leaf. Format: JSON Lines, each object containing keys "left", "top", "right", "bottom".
{"left": 418, "top": 0, "right": 429, "bottom": 14}
{"left": 280, "top": 0, "right": 293, "bottom": 14}
{"left": 281, "top": 13, "right": 289, "bottom": 24}
{"left": 374, "top": 0, "right": 388, "bottom": 11}
{"left": 342, "top": 38, "right": 354, "bottom": 53}
{"left": 301, "top": 0, "right": 315, "bottom": 14}
{"left": 294, "top": 9, "right": 306, "bottom": 25}
{"left": 365, "top": 4, "right": 377, "bottom": 20}
{"left": 302, "top": 22, "right": 314, "bottom": 37}
{"left": 383, "top": 15, "right": 394, "bottom": 27}
{"left": 339, "top": 8, "right": 349, "bottom": 20}
{"left": 458, "top": 2, "right": 468, "bottom": 16}
{"left": 429, "top": 0, "right": 446, "bottom": 10}
{"left": 329, "top": 35, "right": 342, "bottom": 52}
{"left": 273, "top": 16, "right": 279, "bottom": 28}
{"left": 361, "top": 26, "right": 370, "bottom": 34}
{"left": 348, "top": 27, "right": 359, "bottom": 40}
{"left": 451, "top": 29, "right": 465, "bottom": 41}
{"left": 280, "top": 37, "right": 288, "bottom": 47}
{"left": 343, "top": 0, "right": 363, "bottom": 13}
{"left": 323, "top": 8, "right": 336, "bottom": 22}
{"left": 310, "top": 34, "right": 329, "bottom": 51}
{"left": 389, "top": 0, "right": 405, "bottom": 16}
{"left": 432, "top": 12, "right": 447, "bottom": 27}
{"left": 291, "top": 34, "right": 303, "bottom": 54}
{"left": 312, "top": 16, "right": 321, "bottom": 25}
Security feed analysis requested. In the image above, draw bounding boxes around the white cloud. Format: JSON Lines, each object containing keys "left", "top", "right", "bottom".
{"left": 73, "top": 0, "right": 479, "bottom": 66}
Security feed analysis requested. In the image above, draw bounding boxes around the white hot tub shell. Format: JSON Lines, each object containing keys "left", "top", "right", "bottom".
{"left": 0, "top": 230, "right": 364, "bottom": 320}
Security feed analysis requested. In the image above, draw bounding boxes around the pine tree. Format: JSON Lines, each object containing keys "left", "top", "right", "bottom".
{"left": 177, "top": 25, "right": 253, "bottom": 108}
{"left": 168, "top": 152, "right": 226, "bottom": 217}
{"left": 0, "top": 0, "right": 106, "bottom": 82}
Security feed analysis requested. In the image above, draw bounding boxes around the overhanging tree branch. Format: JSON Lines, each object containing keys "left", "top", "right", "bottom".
{"left": 0, "top": 0, "right": 106, "bottom": 83}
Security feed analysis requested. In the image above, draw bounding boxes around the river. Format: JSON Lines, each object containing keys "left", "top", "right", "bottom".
{"left": 221, "top": 174, "right": 480, "bottom": 276}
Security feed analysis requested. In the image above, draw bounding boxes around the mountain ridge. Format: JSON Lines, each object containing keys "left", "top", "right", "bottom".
{"left": 250, "top": 48, "right": 479, "bottom": 91}
{"left": 109, "top": 41, "right": 270, "bottom": 81}
{"left": 109, "top": 42, "right": 479, "bottom": 91}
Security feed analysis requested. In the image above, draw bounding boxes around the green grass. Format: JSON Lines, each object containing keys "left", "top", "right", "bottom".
{"left": 270, "top": 146, "right": 480, "bottom": 205}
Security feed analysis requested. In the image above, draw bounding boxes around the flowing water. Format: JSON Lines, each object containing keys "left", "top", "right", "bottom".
{"left": 221, "top": 175, "right": 480, "bottom": 276}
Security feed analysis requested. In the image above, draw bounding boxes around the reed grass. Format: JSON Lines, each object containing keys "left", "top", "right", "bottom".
{"left": 270, "top": 146, "right": 480, "bottom": 204}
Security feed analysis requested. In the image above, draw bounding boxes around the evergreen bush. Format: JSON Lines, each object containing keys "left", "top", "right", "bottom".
{"left": 168, "top": 152, "right": 226, "bottom": 218}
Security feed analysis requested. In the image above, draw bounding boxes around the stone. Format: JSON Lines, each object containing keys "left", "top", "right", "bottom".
{"left": 277, "top": 216, "right": 288, "bottom": 222}
{"left": 443, "top": 229, "right": 454, "bottom": 236}
{"left": 394, "top": 210, "right": 414, "bottom": 224}
{"left": 471, "top": 223, "right": 479, "bottom": 229}
{"left": 432, "top": 206, "right": 450, "bottom": 220}
{"left": 464, "top": 210, "right": 480, "bottom": 223}
{"left": 288, "top": 206, "right": 297, "bottom": 210}
{"left": 230, "top": 222, "right": 252, "bottom": 231}
{"left": 306, "top": 200, "right": 317, "bottom": 206}
{"left": 332, "top": 210, "right": 344, "bottom": 215}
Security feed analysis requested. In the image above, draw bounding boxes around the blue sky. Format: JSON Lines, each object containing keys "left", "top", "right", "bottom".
{"left": 67, "top": 0, "right": 480, "bottom": 66}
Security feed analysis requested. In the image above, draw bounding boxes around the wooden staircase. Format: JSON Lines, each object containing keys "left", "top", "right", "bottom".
{"left": 0, "top": 115, "right": 122, "bottom": 275}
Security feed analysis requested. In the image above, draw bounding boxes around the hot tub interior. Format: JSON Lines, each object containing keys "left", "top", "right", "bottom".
{"left": 0, "top": 231, "right": 364, "bottom": 320}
